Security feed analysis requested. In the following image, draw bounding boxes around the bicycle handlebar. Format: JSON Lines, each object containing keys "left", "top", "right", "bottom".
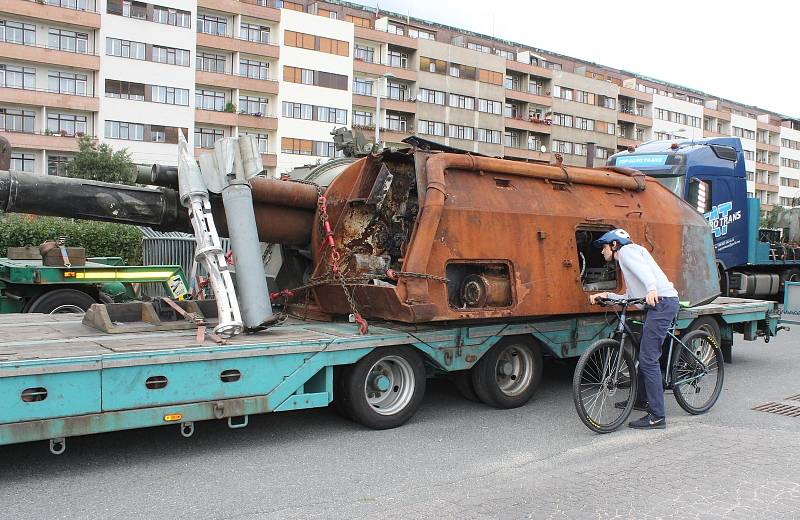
{"left": 594, "top": 296, "right": 646, "bottom": 307}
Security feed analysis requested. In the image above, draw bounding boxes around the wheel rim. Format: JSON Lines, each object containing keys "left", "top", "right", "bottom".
{"left": 692, "top": 328, "right": 717, "bottom": 365}
{"left": 675, "top": 336, "right": 720, "bottom": 409}
{"left": 364, "top": 355, "right": 416, "bottom": 416}
{"left": 494, "top": 344, "right": 534, "bottom": 397}
{"left": 578, "top": 343, "right": 635, "bottom": 428}
{"left": 49, "top": 304, "right": 86, "bottom": 314}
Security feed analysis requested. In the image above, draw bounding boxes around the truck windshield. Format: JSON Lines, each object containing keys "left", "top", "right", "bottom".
{"left": 650, "top": 174, "right": 684, "bottom": 197}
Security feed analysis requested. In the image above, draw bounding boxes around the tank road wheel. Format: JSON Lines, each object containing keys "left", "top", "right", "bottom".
{"left": 339, "top": 346, "right": 426, "bottom": 430}
{"left": 27, "top": 289, "right": 96, "bottom": 315}
{"left": 471, "top": 338, "right": 543, "bottom": 409}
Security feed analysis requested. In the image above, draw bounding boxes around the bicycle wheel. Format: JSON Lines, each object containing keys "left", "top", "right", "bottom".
{"left": 672, "top": 330, "right": 725, "bottom": 414}
{"left": 573, "top": 339, "right": 638, "bottom": 433}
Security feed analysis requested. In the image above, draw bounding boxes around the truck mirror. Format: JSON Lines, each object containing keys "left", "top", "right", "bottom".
{"left": 687, "top": 178, "right": 711, "bottom": 213}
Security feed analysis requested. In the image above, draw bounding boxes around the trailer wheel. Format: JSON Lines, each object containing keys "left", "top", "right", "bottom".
{"left": 27, "top": 289, "right": 96, "bottom": 314}
{"left": 340, "top": 346, "right": 426, "bottom": 430}
{"left": 452, "top": 369, "right": 479, "bottom": 402}
{"left": 471, "top": 338, "right": 543, "bottom": 409}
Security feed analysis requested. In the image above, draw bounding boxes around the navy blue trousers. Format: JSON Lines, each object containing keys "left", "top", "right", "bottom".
{"left": 637, "top": 297, "right": 680, "bottom": 418}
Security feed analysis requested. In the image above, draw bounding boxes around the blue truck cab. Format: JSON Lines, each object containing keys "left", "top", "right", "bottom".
{"left": 609, "top": 137, "right": 800, "bottom": 298}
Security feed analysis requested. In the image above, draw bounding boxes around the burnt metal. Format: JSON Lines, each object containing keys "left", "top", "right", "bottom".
{"left": 752, "top": 402, "right": 800, "bottom": 417}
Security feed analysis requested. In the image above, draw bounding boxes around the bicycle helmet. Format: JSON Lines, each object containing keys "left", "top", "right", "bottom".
{"left": 592, "top": 229, "right": 632, "bottom": 249}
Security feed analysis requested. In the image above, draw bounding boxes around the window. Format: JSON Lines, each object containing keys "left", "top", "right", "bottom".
{"left": 150, "top": 125, "right": 165, "bottom": 142}
{"left": 449, "top": 93, "right": 475, "bottom": 110}
{"left": 48, "top": 154, "right": 72, "bottom": 176}
{"left": 781, "top": 158, "right": 800, "bottom": 169}
{"left": 553, "top": 140, "right": 572, "bottom": 154}
{"left": 0, "top": 21, "right": 36, "bottom": 46}
{"left": 744, "top": 150, "right": 754, "bottom": 161}
{"left": 595, "top": 147, "right": 609, "bottom": 160}
{"left": 152, "top": 85, "right": 189, "bottom": 106}
{"left": 477, "top": 129, "right": 501, "bottom": 144}
{"left": 152, "top": 46, "right": 190, "bottom": 66}
{"left": 449, "top": 124, "right": 474, "bottom": 141}
{"left": 386, "top": 82, "right": 409, "bottom": 101}
{"left": 195, "top": 127, "right": 224, "bottom": 148}
{"left": 552, "top": 113, "right": 573, "bottom": 127}
{"left": 387, "top": 50, "right": 408, "bottom": 68}
{"left": 284, "top": 31, "right": 349, "bottom": 56}
{"left": 574, "top": 116, "right": 594, "bottom": 131}
{"left": 105, "top": 79, "right": 144, "bottom": 100}
{"left": 449, "top": 65, "right": 460, "bottom": 78}
{"left": 503, "top": 131, "right": 520, "bottom": 148}
{"left": 10, "top": 152, "right": 34, "bottom": 173}
{"left": 122, "top": 1, "right": 147, "bottom": 19}
{"left": 283, "top": 67, "right": 348, "bottom": 90}
{"left": 195, "top": 89, "right": 225, "bottom": 111}
{"left": 241, "top": 23, "right": 270, "bottom": 44}
{"left": 242, "top": 132, "right": 268, "bottom": 154}
{"left": 553, "top": 85, "right": 573, "bottom": 101}
{"left": 49, "top": 0, "right": 88, "bottom": 11}
{"left": 574, "top": 90, "right": 595, "bottom": 105}
{"left": 504, "top": 75, "right": 521, "bottom": 91}
{"left": 385, "top": 113, "right": 407, "bottom": 132}
{"left": 354, "top": 44, "right": 375, "bottom": 63}
{"left": 197, "top": 14, "right": 227, "bottom": 36}
{"left": 47, "top": 113, "right": 86, "bottom": 137}
{"left": 197, "top": 52, "right": 226, "bottom": 73}
{"left": 282, "top": 1, "right": 304, "bottom": 11}
{"left": 409, "top": 27, "right": 435, "bottom": 40}
{"left": 573, "top": 143, "right": 587, "bottom": 156}
{"left": 467, "top": 42, "right": 491, "bottom": 53}
{"left": 106, "top": 37, "right": 146, "bottom": 60}
{"left": 240, "top": 95, "right": 268, "bottom": 116}
{"left": 353, "top": 78, "right": 373, "bottom": 96}
{"left": 386, "top": 23, "right": 404, "bottom": 35}
{"left": 528, "top": 80, "right": 544, "bottom": 95}
{"left": 353, "top": 110, "right": 373, "bottom": 127}
{"left": 0, "top": 108, "right": 35, "bottom": 133}
{"left": 733, "top": 127, "right": 756, "bottom": 140}
{"left": 48, "top": 71, "right": 87, "bottom": 96}
{"left": 105, "top": 120, "right": 144, "bottom": 141}
{"left": 240, "top": 59, "right": 269, "bottom": 80}
{"left": 419, "top": 56, "right": 446, "bottom": 74}
{"left": 318, "top": 8, "right": 337, "bottom": 19}
{"left": 153, "top": 6, "right": 191, "bottom": 28}
{"left": 495, "top": 49, "right": 514, "bottom": 60}
{"left": 281, "top": 138, "right": 339, "bottom": 158}
{"left": 478, "top": 69, "right": 502, "bottom": 85}
{"left": 417, "top": 120, "right": 445, "bottom": 136}
{"left": 48, "top": 29, "right": 88, "bottom": 54}
{"left": 345, "top": 14, "right": 372, "bottom": 28}
{"left": 418, "top": 88, "right": 445, "bottom": 105}
{"left": 478, "top": 99, "right": 502, "bottom": 115}
{"left": 0, "top": 65, "right": 36, "bottom": 89}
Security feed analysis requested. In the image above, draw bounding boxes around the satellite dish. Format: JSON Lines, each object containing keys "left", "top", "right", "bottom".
{"left": 540, "top": 145, "right": 547, "bottom": 153}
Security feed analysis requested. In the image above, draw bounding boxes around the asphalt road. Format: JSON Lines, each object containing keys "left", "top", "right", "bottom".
{"left": 1, "top": 329, "right": 799, "bottom": 519}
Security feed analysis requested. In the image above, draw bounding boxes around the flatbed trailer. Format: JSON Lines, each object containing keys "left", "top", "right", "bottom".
{"left": 0, "top": 297, "right": 779, "bottom": 453}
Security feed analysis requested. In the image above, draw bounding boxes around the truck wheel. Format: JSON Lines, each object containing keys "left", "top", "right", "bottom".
{"left": 452, "top": 369, "right": 479, "bottom": 402}
{"left": 339, "top": 346, "right": 426, "bottom": 430}
{"left": 27, "top": 289, "right": 96, "bottom": 314}
{"left": 471, "top": 338, "right": 543, "bottom": 409}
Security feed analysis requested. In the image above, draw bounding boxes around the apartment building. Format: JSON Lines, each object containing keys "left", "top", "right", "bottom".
{"left": 1, "top": 0, "right": 798, "bottom": 210}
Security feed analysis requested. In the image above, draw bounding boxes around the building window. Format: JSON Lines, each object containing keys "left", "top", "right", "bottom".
{"left": 552, "top": 113, "right": 573, "bottom": 127}
{"left": 553, "top": 140, "right": 573, "bottom": 154}
{"left": 467, "top": 42, "right": 491, "bottom": 53}
{"left": 106, "top": 37, "right": 146, "bottom": 60}
{"left": 152, "top": 46, "right": 190, "bottom": 66}
{"left": 495, "top": 49, "right": 514, "bottom": 60}
{"left": 0, "top": 21, "right": 36, "bottom": 46}
{"left": 195, "top": 127, "right": 224, "bottom": 148}
{"left": 105, "top": 79, "right": 144, "bottom": 100}
{"left": 387, "top": 50, "right": 408, "bottom": 68}
{"left": 504, "top": 75, "right": 521, "bottom": 91}
{"left": 121, "top": 1, "right": 147, "bottom": 19}
{"left": 449, "top": 124, "right": 475, "bottom": 140}
{"left": 153, "top": 6, "right": 191, "bottom": 28}
{"left": 195, "top": 89, "right": 225, "bottom": 111}
{"left": 284, "top": 31, "right": 349, "bottom": 56}
{"left": 197, "top": 52, "right": 226, "bottom": 73}
{"left": 503, "top": 131, "right": 520, "bottom": 148}
{"left": 10, "top": 152, "right": 34, "bottom": 173}
{"left": 733, "top": 127, "right": 756, "bottom": 140}
{"left": 152, "top": 85, "right": 189, "bottom": 106}
{"left": 281, "top": 138, "right": 340, "bottom": 158}
{"left": 478, "top": 98, "right": 502, "bottom": 115}
{"left": 240, "top": 23, "right": 270, "bottom": 44}
{"left": 419, "top": 57, "right": 446, "bottom": 74}
{"left": 418, "top": 88, "right": 445, "bottom": 105}
{"left": 345, "top": 14, "right": 372, "bottom": 28}
{"left": 47, "top": 0, "right": 89, "bottom": 10}
{"left": 0, "top": 108, "right": 35, "bottom": 133}
{"left": 573, "top": 143, "right": 587, "bottom": 156}
{"left": 385, "top": 113, "right": 407, "bottom": 132}
{"left": 48, "top": 29, "right": 88, "bottom": 54}
{"left": 283, "top": 67, "right": 348, "bottom": 90}
{"left": 553, "top": 85, "right": 573, "bottom": 101}
{"left": 449, "top": 93, "right": 475, "bottom": 110}
{"left": 353, "top": 78, "right": 373, "bottom": 96}
{"left": 353, "top": 111, "right": 373, "bottom": 128}
{"left": 574, "top": 116, "right": 594, "bottom": 131}
{"left": 595, "top": 147, "right": 609, "bottom": 160}
{"left": 48, "top": 113, "right": 87, "bottom": 136}
{"left": 386, "top": 82, "right": 409, "bottom": 101}
{"left": 48, "top": 154, "right": 72, "bottom": 176}
{"left": 386, "top": 23, "right": 404, "bottom": 35}
{"left": 242, "top": 132, "right": 268, "bottom": 154}
{"left": 354, "top": 44, "right": 375, "bottom": 63}
{"left": 150, "top": 125, "right": 166, "bottom": 143}
{"left": 409, "top": 27, "right": 435, "bottom": 40}
{"left": 0, "top": 65, "right": 36, "bottom": 89}
{"left": 48, "top": 71, "right": 87, "bottom": 96}
{"left": 240, "top": 59, "right": 269, "bottom": 80}
{"left": 240, "top": 95, "right": 268, "bottom": 116}
{"left": 417, "top": 120, "right": 445, "bottom": 137}
{"left": 105, "top": 120, "right": 144, "bottom": 140}
{"left": 477, "top": 128, "right": 501, "bottom": 144}
{"left": 197, "top": 14, "right": 227, "bottom": 36}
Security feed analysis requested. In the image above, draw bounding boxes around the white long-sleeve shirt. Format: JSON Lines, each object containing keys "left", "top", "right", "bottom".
{"left": 608, "top": 244, "right": 678, "bottom": 300}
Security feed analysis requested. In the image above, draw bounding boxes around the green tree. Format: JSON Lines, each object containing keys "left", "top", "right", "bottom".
{"left": 760, "top": 205, "right": 784, "bottom": 229}
{"left": 65, "top": 135, "right": 136, "bottom": 184}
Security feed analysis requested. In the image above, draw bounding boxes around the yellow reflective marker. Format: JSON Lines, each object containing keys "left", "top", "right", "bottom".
{"left": 164, "top": 413, "right": 183, "bottom": 422}
{"left": 75, "top": 271, "right": 176, "bottom": 281}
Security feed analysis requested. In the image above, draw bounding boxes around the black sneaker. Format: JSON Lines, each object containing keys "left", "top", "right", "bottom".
{"left": 614, "top": 400, "right": 648, "bottom": 411}
{"left": 628, "top": 413, "right": 666, "bottom": 430}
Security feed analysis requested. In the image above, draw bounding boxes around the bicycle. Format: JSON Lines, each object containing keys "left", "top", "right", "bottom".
{"left": 572, "top": 297, "right": 725, "bottom": 433}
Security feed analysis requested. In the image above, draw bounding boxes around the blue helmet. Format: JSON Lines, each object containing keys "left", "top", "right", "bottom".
{"left": 592, "top": 229, "right": 632, "bottom": 249}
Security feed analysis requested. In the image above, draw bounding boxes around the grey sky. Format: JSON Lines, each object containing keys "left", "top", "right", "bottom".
{"left": 353, "top": 0, "right": 799, "bottom": 118}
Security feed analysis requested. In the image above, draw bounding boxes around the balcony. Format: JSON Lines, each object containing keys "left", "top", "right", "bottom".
{"left": 504, "top": 116, "right": 552, "bottom": 134}
{"left": 618, "top": 86, "right": 653, "bottom": 103}
{"left": 354, "top": 26, "right": 418, "bottom": 50}
{"left": 195, "top": 70, "right": 279, "bottom": 95}
{"left": 703, "top": 107, "right": 731, "bottom": 121}
{"left": 505, "top": 60, "right": 553, "bottom": 79}
{"left": 617, "top": 137, "right": 639, "bottom": 149}
{"left": 352, "top": 94, "right": 416, "bottom": 113}
{"left": 0, "top": 86, "right": 99, "bottom": 111}
{"left": 197, "top": 0, "right": 280, "bottom": 22}
{"left": 703, "top": 129, "right": 727, "bottom": 138}
{"left": 756, "top": 141, "right": 780, "bottom": 153}
{"left": 617, "top": 109, "right": 651, "bottom": 126}
{"left": 755, "top": 182, "right": 779, "bottom": 193}
{"left": 0, "top": 41, "right": 100, "bottom": 70}
{"left": 505, "top": 88, "right": 552, "bottom": 106}
{"left": 353, "top": 57, "right": 417, "bottom": 82}
{"left": 195, "top": 109, "right": 277, "bottom": 131}
{"left": 5, "top": 0, "right": 101, "bottom": 29}
{"left": 504, "top": 146, "right": 551, "bottom": 162}
{"left": 756, "top": 120, "right": 781, "bottom": 133}
{"left": 756, "top": 161, "right": 780, "bottom": 173}
{"left": 196, "top": 32, "right": 279, "bottom": 59}
{"left": 0, "top": 130, "right": 93, "bottom": 153}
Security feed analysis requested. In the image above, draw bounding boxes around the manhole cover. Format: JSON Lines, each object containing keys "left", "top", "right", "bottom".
{"left": 786, "top": 394, "right": 800, "bottom": 402}
{"left": 752, "top": 402, "right": 800, "bottom": 417}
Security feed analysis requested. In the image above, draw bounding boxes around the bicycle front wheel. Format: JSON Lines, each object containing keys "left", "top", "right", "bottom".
{"left": 573, "top": 339, "right": 637, "bottom": 433}
{"left": 672, "top": 330, "right": 725, "bottom": 414}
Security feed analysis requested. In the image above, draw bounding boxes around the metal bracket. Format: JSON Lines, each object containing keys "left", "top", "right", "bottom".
{"left": 49, "top": 437, "right": 66, "bottom": 455}
{"left": 180, "top": 421, "right": 195, "bottom": 438}
{"left": 227, "top": 415, "right": 249, "bottom": 429}
{"left": 213, "top": 401, "right": 225, "bottom": 419}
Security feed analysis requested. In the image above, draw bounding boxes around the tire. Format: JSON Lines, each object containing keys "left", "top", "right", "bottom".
{"left": 26, "top": 289, "right": 96, "bottom": 314}
{"left": 471, "top": 338, "right": 543, "bottom": 409}
{"left": 452, "top": 370, "right": 479, "bottom": 402}
{"left": 686, "top": 316, "right": 721, "bottom": 346}
{"left": 672, "top": 330, "right": 724, "bottom": 415}
{"left": 331, "top": 365, "right": 354, "bottom": 420}
{"left": 338, "top": 346, "right": 426, "bottom": 430}
{"left": 572, "top": 339, "right": 637, "bottom": 434}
